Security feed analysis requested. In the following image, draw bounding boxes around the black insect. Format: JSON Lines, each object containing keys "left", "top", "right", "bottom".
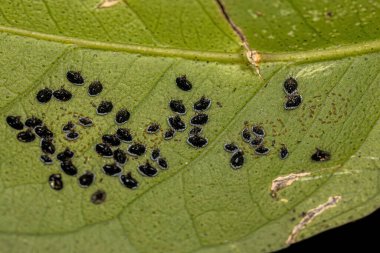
{"left": 163, "top": 128, "right": 175, "bottom": 140}
{"left": 60, "top": 160, "right": 78, "bottom": 176}
{"left": 311, "top": 148, "right": 331, "bottom": 162}
{"left": 252, "top": 125, "right": 265, "bottom": 137}
{"left": 137, "top": 161, "right": 158, "bottom": 177}
{"left": 17, "top": 129, "right": 36, "bottom": 142}
{"left": 102, "top": 163, "right": 122, "bottom": 177}
{"left": 35, "top": 125, "right": 53, "bottom": 139}
{"left": 102, "top": 134, "right": 121, "bottom": 146}
{"left": 189, "top": 126, "right": 202, "bottom": 136}
{"left": 78, "top": 117, "right": 93, "bottom": 127}
{"left": 91, "top": 189, "right": 106, "bottom": 204}
{"left": 113, "top": 148, "right": 127, "bottom": 165}
{"left": 65, "top": 131, "right": 79, "bottom": 141}
{"left": 116, "top": 128, "right": 133, "bottom": 143}
{"left": 151, "top": 148, "right": 160, "bottom": 161}
{"left": 190, "top": 113, "right": 209, "bottom": 126}
{"left": 157, "top": 157, "right": 168, "bottom": 170}
{"left": 146, "top": 123, "right": 160, "bottom": 134}
{"left": 66, "top": 70, "right": 84, "bottom": 85}
{"left": 25, "top": 116, "right": 43, "bottom": 128}
{"left": 57, "top": 147, "right": 74, "bottom": 161}
{"left": 119, "top": 172, "right": 139, "bottom": 189}
{"left": 62, "top": 121, "right": 75, "bottom": 133}
{"left": 115, "top": 109, "right": 130, "bottom": 125}
{"left": 53, "top": 88, "right": 72, "bottom": 101}
{"left": 224, "top": 143, "right": 238, "bottom": 153}
{"left": 283, "top": 77, "right": 298, "bottom": 95}
{"left": 255, "top": 145, "right": 270, "bottom": 155}
{"left": 49, "top": 174, "right": 63, "bottom": 191}
{"left": 169, "top": 100, "right": 186, "bottom": 115}
{"left": 40, "top": 154, "right": 53, "bottom": 165}
{"left": 167, "top": 115, "right": 186, "bottom": 132}
{"left": 230, "top": 150, "right": 244, "bottom": 169}
{"left": 187, "top": 134, "right": 208, "bottom": 148}
{"left": 284, "top": 93, "right": 303, "bottom": 110}
{"left": 193, "top": 96, "right": 211, "bottom": 112}
{"left": 97, "top": 101, "right": 113, "bottom": 115}
{"left": 78, "top": 171, "right": 95, "bottom": 188}
{"left": 279, "top": 145, "right": 289, "bottom": 160}
{"left": 176, "top": 75, "right": 192, "bottom": 91}
{"left": 6, "top": 116, "right": 24, "bottom": 130}
{"left": 127, "top": 143, "right": 146, "bottom": 156}
{"left": 250, "top": 137, "right": 264, "bottom": 147}
{"left": 41, "top": 138, "right": 55, "bottom": 154}
{"left": 95, "top": 143, "right": 113, "bottom": 157}
{"left": 241, "top": 128, "right": 251, "bottom": 143}
{"left": 36, "top": 88, "right": 53, "bottom": 103}
{"left": 88, "top": 80, "right": 103, "bottom": 96}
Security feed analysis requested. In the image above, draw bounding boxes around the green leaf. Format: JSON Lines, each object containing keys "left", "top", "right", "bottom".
{"left": 0, "top": 1, "right": 379, "bottom": 252}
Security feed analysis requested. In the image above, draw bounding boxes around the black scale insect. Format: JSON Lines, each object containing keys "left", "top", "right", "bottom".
{"left": 53, "top": 88, "right": 72, "bottom": 102}
{"left": 36, "top": 88, "right": 53, "bottom": 103}
{"left": 40, "top": 154, "right": 53, "bottom": 165}
{"left": 25, "top": 117, "right": 42, "bottom": 128}
{"left": 60, "top": 160, "right": 78, "bottom": 176}
{"left": 169, "top": 100, "right": 186, "bottom": 115}
{"left": 88, "top": 80, "right": 103, "bottom": 96}
{"left": 17, "top": 129, "right": 36, "bottom": 142}
{"left": 138, "top": 161, "right": 158, "bottom": 177}
{"left": 65, "top": 131, "right": 79, "bottom": 141}
{"left": 91, "top": 189, "right": 106, "bottom": 204}
{"left": 168, "top": 115, "right": 186, "bottom": 132}
{"left": 255, "top": 145, "right": 270, "bottom": 155}
{"left": 187, "top": 134, "right": 208, "bottom": 148}
{"left": 157, "top": 157, "right": 168, "bottom": 169}
{"left": 241, "top": 128, "right": 251, "bottom": 143}
{"left": 230, "top": 150, "right": 244, "bottom": 169}
{"left": 119, "top": 172, "right": 139, "bottom": 189}
{"left": 127, "top": 143, "right": 146, "bottom": 156}
{"left": 116, "top": 128, "right": 133, "bottom": 143}
{"left": 6, "top": 116, "right": 24, "bottom": 130}
{"left": 78, "top": 117, "right": 93, "bottom": 127}
{"left": 57, "top": 148, "right": 74, "bottom": 161}
{"left": 193, "top": 96, "right": 211, "bottom": 112}
{"left": 250, "top": 137, "right": 263, "bottom": 147}
{"left": 176, "top": 75, "right": 192, "bottom": 91}
{"left": 284, "top": 93, "right": 303, "bottom": 110}
{"left": 66, "top": 71, "right": 84, "bottom": 85}
{"left": 224, "top": 143, "right": 238, "bottom": 153}
{"left": 113, "top": 148, "right": 127, "bottom": 165}
{"left": 279, "top": 145, "right": 289, "bottom": 159}
{"left": 252, "top": 125, "right": 265, "bottom": 137}
{"left": 49, "top": 174, "right": 63, "bottom": 191}
{"left": 97, "top": 101, "right": 113, "bottom": 115}
{"left": 151, "top": 148, "right": 160, "bottom": 161}
{"left": 163, "top": 128, "right": 175, "bottom": 140}
{"left": 95, "top": 143, "right": 113, "bottom": 157}
{"left": 115, "top": 109, "right": 130, "bottom": 125}
{"left": 35, "top": 125, "right": 54, "bottom": 139}
{"left": 190, "top": 113, "right": 208, "bottom": 126}
{"left": 102, "top": 163, "right": 122, "bottom": 176}
{"left": 146, "top": 123, "right": 160, "bottom": 134}
{"left": 78, "top": 171, "right": 95, "bottom": 188}
{"left": 283, "top": 77, "right": 298, "bottom": 95}
{"left": 189, "top": 126, "right": 202, "bottom": 136}
{"left": 102, "top": 134, "right": 121, "bottom": 146}
{"left": 41, "top": 138, "right": 55, "bottom": 154}
{"left": 62, "top": 121, "right": 75, "bottom": 133}
{"left": 311, "top": 148, "right": 331, "bottom": 162}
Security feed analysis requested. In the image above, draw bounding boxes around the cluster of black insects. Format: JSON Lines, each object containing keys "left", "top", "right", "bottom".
{"left": 6, "top": 71, "right": 212, "bottom": 204}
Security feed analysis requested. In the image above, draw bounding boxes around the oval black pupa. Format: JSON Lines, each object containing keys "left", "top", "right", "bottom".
{"left": 41, "top": 138, "right": 55, "bottom": 154}
{"left": 78, "top": 117, "right": 93, "bottom": 127}
{"left": 189, "top": 126, "right": 202, "bottom": 136}
{"left": 97, "top": 101, "right": 113, "bottom": 115}
{"left": 53, "top": 88, "right": 72, "bottom": 102}
{"left": 127, "top": 143, "right": 146, "bottom": 156}
{"left": 25, "top": 116, "right": 43, "bottom": 128}
{"left": 57, "top": 147, "right": 74, "bottom": 161}
{"left": 252, "top": 125, "right": 265, "bottom": 137}
{"left": 115, "top": 109, "right": 130, "bottom": 125}
{"left": 137, "top": 161, "right": 158, "bottom": 177}
{"left": 157, "top": 157, "right": 168, "bottom": 170}
{"left": 6, "top": 116, "right": 24, "bottom": 130}
{"left": 95, "top": 143, "right": 113, "bottom": 157}
{"left": 116, "top": 128, "right": 133, "bottom": 143}
{"left": 119, "top": 172, "right": 139, "bottom": 189}
{"left": 255, "top": 145, "right": 270, "bottom": 155}
{"left": 78, "top": 171, "right": 95, "bottom": 188}
{"left": 62, "top": 121, "right": 75, "bottom": 133}
{"left": 66, "top": 70, "right": 84, "bottom": 85}
{"left": 88, "top": 80, "right": 103, "bottom": 96}
{"left": 283, "top": 77, "right": 298, "bottom": 95}
{"left": 224, "top": 143, "right": 238, "bottom": 153}
{"left": 102, "top": 163, "right": 122, "bottom": 177}
{"left": 190, "top": 113, "right": 208, "bottom": 126}
{"left": 193, "top": 96, "right": 211, "bottom": 112}
{"left": 187, "top": 134, "right": 208, "bottom": 148}
{"left": 35, "top": 125, "right": 54, "bottom": 139}
{"left": 65, "top": 131, "right": 79, "bottom": 141}
{"left": 40, "top": 154, "right": 53, "bottom": 165}
{"left": 167, "top": 115, "right": 186, "bottom": 132}
{"left": 36, "top": 88, "right": 53, "bottom": 103}
{"left": 113, "top": 148, "right": 127, "bottom": 165}
{"left": 151, "top": 148, "right": 160, "bottom": 161}
{"left": 169, "top": 100, "right": 186, "bottom": 115}
{"left": 241, "top": 128, "right": 251, "bottom": 143}
{"left": 163, "top": 128, "right": 175, "bottom": 140}
{"left": 284, "top": 94, "right": 302, "bottom": 110}
{"left": 230, "top": 150, "right": 244, "bottom": 169}
{"left": 17, "top": 129, "right": 36, "bottom": 142}
{"left": 49, "top": 173, "right": 63, "bottom": 191}
{"left": 176, "top": 75, "right": 192, "bottom": 91}
{"left": 146, "top": 123, "right": 160, "bottom": 134}
{"left": 60, "top": 160, "right": 78, "bottom": 176}
{"left": 91, "top": 189, "right": 106, "bottom": 204}
{"left": 102, "top": 134, "right": 121, "bottom": 146}
{"left": 279, "top": 145, "right": 289, "bottom": 160}
{"left": 250, "top": 136, "right": 264, "bottom": 147}
{"left": 311, "top": 148, "right": 331, "bottom": 162}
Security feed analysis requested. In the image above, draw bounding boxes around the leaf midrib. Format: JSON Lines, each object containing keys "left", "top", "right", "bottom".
{"left": 1, "top": 25, "right": 380, "bottom": 64}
